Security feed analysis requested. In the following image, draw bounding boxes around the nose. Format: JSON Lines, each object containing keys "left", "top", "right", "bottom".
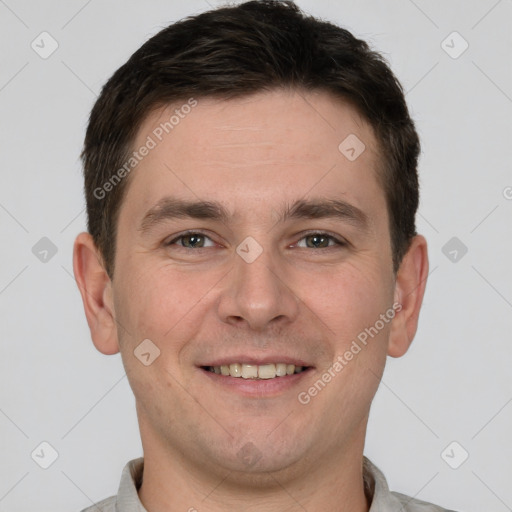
{"left": 217, "top": 243, "right": 300, "bottom": 332}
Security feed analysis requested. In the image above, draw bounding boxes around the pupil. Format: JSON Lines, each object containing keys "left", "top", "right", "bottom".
{"left": 186, "top": 235, "right": 202, "bottom": 247}
{"left": 309, "top": 235, "right": 327, "bottom": 248}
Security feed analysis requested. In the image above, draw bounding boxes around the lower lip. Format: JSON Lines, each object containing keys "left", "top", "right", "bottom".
{"left": 199, "top": 368, "right": 313, "bottom": 397}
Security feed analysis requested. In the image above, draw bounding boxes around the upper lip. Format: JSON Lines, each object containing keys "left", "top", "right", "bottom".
{"left": 198, "top": 355, "right": 313, "bottom": 367}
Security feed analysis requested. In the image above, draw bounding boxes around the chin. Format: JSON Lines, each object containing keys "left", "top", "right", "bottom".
{"left": 199, "top": 434, "right": 308, "bottom": 481}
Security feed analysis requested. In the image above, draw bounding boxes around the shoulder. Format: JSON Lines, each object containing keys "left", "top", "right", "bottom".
{"left": 364, "top": 457, "right": 460, "bottom": 512}
{"left": 78, "top": 457, "right": 145, "bottom": 512}
{"left": 80, "top": 495, "right": 116, "bottom": 512}
{"left": 391, "top": 490, "right": 459, "bottom": 511}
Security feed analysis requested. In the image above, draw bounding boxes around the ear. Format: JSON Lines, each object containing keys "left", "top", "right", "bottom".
{"left": 388, "top": 235, "right": 429, "bottom": 358}
{"left": 73, "top": 232, "right": 119, "bottom": 355}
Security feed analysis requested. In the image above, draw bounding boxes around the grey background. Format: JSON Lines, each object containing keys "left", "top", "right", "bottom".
{"left": 1, "top": 0, "right": 511, "bottom": 510}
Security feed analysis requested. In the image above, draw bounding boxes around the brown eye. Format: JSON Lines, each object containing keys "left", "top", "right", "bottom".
{"left": 180, "top": 234, "right": 205, "bottom": 248}
{"left": 296, "top": 233, "right": 345, "bottom": 249}
{"left": 305, "top": 234, "right": 330, "bottom": 248}
{"left": 167, "top": 232, "right": 215, "bottom": 249}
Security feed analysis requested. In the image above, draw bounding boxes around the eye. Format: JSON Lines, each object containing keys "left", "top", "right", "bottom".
{"left": 166, "top": 231, "right": 216, "bottom": 249}
{"left": 165, "top": 231, "right": 346, "bottom": 250}
{"left": 295, "top": 232, "right": 346, "bottom": 249}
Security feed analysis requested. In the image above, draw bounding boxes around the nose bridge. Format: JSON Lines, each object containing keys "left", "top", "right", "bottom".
{"left": 217, "top": 238, "right": 299, "bottom": 330}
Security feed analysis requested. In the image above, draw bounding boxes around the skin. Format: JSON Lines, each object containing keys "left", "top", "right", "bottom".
{"left": 74, "top": 89, "right": 428, "bottom": 512}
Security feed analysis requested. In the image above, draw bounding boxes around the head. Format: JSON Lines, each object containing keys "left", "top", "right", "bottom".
{"left": 82, "top": 0, "right": 420, "bottom": 278}
{"left": 74, "top": 0, "right": 428, "bottom": 489}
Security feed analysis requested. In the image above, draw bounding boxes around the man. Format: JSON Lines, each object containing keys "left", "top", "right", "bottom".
{"left": 73, "top": 1, "right": 452, "bottom": 510}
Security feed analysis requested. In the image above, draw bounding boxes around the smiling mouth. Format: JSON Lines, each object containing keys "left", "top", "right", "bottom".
{"left": 202, "top": 363, "right": 309, "bottom": 380}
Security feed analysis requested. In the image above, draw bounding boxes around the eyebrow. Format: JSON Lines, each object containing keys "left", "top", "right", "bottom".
{"left": 139, "top": 197, "right": 370, "bottom": 234}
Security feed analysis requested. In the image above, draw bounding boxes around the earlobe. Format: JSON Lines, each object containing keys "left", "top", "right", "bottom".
{"left": 73, "top": 232, "right": 119, "bottom": 355}
{"left": 387, "top": 235, "right": 429, "bottom": 358}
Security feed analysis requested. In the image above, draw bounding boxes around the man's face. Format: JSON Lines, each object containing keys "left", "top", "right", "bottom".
{"left": 111, "top": 90, "right": 397, "bottom": 478}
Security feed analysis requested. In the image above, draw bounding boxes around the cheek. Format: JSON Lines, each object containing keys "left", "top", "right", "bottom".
{"left": 308, "top": 259, "right": 394, "bottom": 338}
{"left": 317, "top": 261, "right": 394, "bottom": 404}
{"left": 114, "top": 262, "right": 193, "bottom": 336}
{"left": 112, "top": 261, "right": 225, "bottom": 370}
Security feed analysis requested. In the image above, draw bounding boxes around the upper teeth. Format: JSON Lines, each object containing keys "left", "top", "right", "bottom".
{"left": 208, "top": 363, "right": 304, "bottom": 379}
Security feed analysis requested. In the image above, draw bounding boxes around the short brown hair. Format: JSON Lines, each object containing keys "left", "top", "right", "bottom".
{"left": 82, "top": 0, "right": 420, "bottom": 276}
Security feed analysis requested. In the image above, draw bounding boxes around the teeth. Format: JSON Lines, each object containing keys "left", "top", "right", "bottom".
{"left": 276, "top": 363, "right": 287, "bottom": 377}
{"left": 229, "top": 363, "right": 242, "bottom": 377}
{"left": 241, "top": 364, "right": 258, "bottom": 379}
{"left": 258, "top": 364, "right": 276, "bottom": 379}
{"left": 208, "top": 363, "right": 306, "bottom": 379}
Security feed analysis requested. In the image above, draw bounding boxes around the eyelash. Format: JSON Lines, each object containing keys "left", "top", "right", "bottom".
{"left": 165, "top": 230, "right": 347, "bottom": 250}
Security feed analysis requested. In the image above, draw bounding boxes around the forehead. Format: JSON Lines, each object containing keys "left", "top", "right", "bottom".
{"left": 122, "top": 89, "right": 384, "bottom": 225}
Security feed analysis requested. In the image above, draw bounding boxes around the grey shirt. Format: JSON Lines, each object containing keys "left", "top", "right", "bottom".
{"left": 81, "top": 457, "right": 456, "bottom": 511}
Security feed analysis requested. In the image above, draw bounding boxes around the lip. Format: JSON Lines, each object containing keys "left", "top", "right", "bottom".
{"left": 197, "top": 355, "right": 312, "bottom": 367}
{"left": 198, "top": 366, "right": 314, "bottom": 398}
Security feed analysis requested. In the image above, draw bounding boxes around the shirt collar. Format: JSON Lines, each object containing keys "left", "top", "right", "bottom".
{"left": 114, "top": 456, "right": 402, "bottom": 511}
{"left": 114, "top": 457, "right": 147, "bottom": 512}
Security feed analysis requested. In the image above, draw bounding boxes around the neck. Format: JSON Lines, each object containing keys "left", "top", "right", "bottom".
{"left": 137, "top": 423, "right": 370, "bottom": 512}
